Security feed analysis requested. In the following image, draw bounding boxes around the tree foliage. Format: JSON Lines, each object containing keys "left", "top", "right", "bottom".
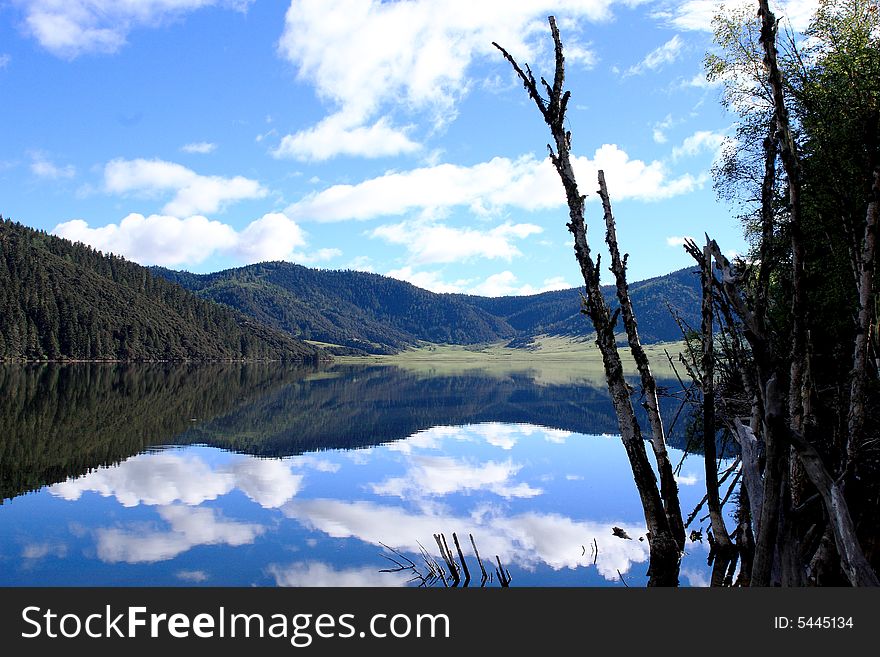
{"left": 0, "top": 218, "right": 323, "bottom": 362}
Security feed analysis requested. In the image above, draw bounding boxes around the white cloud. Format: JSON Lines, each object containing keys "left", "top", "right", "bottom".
{"left": 469, "top": 271, "right": 571, "bottom": 297}
{"left": 371, "top": 455, "right": 542, "bottom": 500}
{"left": 276, "top": 1, "right": 639, "bottom": 160}
{"left": 22, "top": 542, "right": 67, "bottom": 560}
{"left": 384, "top": 267, "right": 470, "bottom": 293}
{"left": 30, "top": 151, "right": 75, "bottom": 179}
{"left": 16, "top": 0, "right": 254, "bottom": 58}
{"left": 665, "top": 235, "right": 694, "bottom": 248}
{"left": 663, "top": 0, "right": 819, "bottom": 32}
{"left": 49, "top": 451, "right": 304, "bottom": 509}
{"left": 672, "top": 129, "right": 726, "bottom": 160}
{"left": 180, "top": 141, "right": 217, "bottom": 154}
{"left": 52, "top": 210, "right": 332, "bottom": 268}
{"left": 626, "top": 35, "right": 684, "bottom": 75}
{"left": 288, "top": 145, "right": 702, "bottom": 223}
{"left": 373, "top": 219, "right": 541, "bottom": 266}
{"left": 176, "top": 569, "right": 210, "bottom": 582}
{"left": 384, "top": 267, "right": 572, "bottom": 296}
{"left": 272, "top": 114, "right": 420, "bottom": 161}
{"left": 0, "top": 54, "right": 10, "bottom": 68}
{"left": 284, "top": 498, "right": 650, "bottom": 582}
{"left": 268, "top": 561, "right": 411, "bottom": 587}
{"left": 104, "top": 158, "right": 266, "bottom": 216}
{"left": 652, "top": 114, "right": 676, "bottom": 144}
{"left": 96, "top": 505, "right": 265, "bottom": 564}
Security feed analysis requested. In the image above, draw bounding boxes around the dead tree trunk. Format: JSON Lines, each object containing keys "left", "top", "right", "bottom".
{"left": 599, "top": 172, "right": 686, "bottom": 551}
{"left": 684, "top": 238, "right": 736, "bottom": 585}
{"left": 709, "top": 242, "right": 878, "bottom": 586}
{"left": 493, "top": 16, "right": 682, "bottom": 585}
{"left": 848, "top": 165, "right": 880, "bottom": 464}
{"left": 758, "top": 0, "right": 809, "bottom": 433}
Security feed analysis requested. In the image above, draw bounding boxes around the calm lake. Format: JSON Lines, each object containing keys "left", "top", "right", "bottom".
{"left": 0, "top": 362, "right": 727, "bottom": 587}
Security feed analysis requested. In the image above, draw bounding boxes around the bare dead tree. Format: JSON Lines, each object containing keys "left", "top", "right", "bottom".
{"left": 683, "top": 238, "right": 737, "bottom": 585}
{"left": 848, "top": 165, "right": 880, "bottom": 465}
{"left": 493, "top": 16, "right": 683, "bottom": 585}
{"left": 758, "top": 0, "right": 810, "bottom": 433}
{"left": 709, "top": 243, "right": 879, "bottom": 586}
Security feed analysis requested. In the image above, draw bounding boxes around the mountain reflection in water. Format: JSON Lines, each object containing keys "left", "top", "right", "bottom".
{"left": 0, "top": 363, "right": 720, "bottom": 587}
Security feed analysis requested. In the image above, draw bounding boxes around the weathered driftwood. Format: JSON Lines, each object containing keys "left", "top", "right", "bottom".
{"left": 788, "top": 431, "right": 880, "bottom": 586}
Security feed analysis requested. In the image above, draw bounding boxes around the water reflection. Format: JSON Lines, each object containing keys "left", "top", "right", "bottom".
{"left": 0, "top": 363, "right": 719, "bottom": 586}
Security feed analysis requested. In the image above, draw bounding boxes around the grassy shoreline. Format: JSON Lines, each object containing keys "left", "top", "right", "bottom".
{"left": 334, "top": 335, "right": 687, "bottom": 384}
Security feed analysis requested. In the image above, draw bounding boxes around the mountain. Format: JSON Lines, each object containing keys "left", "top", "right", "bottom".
{"left": 155, "top": 261, "right": 701, "bottom": 354}
{"left": 155, "top": 262, "right": 517, "bottom": 354}
{"left": 462, "top": 267, "right": 702, "bottom": 345}
{"left": 0, "top": 218, "right": 323, "bottom": 362}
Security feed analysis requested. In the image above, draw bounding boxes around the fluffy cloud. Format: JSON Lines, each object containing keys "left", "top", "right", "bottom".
{"left": 0, "top": 54, "right": 11, "bottom": 69}
{"left": 626, "top": 35, "right": 684, "bottom": 75}
{"left": 275, "top": 1, "right": 636, "bottom": 159}
{"left": 30, "top": 151, "right": 75, "bottom": 179}
{"left": 16, "top": 0, "right": 254, "bottom": 58}
{"left": 287, "top": 145, "right": 701, "bottom": 222}
{"left": 371, "top": 455, "right": 543, "bottom": 499}
{"left": 373, "top": 220, "right": 542, "bottom": 265}
{"left": 672, "top": 129, "right": 726, "bottom": 160}
{"left": 96, "top": 505, "right": 265, "bottom": 564}
{"left": 468, "top": 271, "right": 571, "bottom": 297}
{"left": 271, "top": 114, "right": 420, "bottom": 161}
{"left": 383, "top": 267, "right": 571, "bottom": 296}
{"left": 52, "top": 211, "right": 333, "bottom": 268}
{"left": 104, "top": 158, "right": 266, "bottom": 216}
{"left": 284, "top": 498, "right": 650, "bottom": 582}
{"left": 49, "top": 451, "right": 304, "bottom": 509}
{"left": 268, "top": 562, "right": 411, "bottom": 587}
{"left": 384, "top": 267, "right": 471, "bottom": 294}
{"left": 660, "top": 0, "right": 819, "bottom": 32}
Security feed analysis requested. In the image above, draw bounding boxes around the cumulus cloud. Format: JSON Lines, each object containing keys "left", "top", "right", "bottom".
{"left": 272, "top": 114, "right": 420, "bottom": 161}
{"left": 275, "top": 1, "right": 632, "bottom": 159}
{"left": 52, "top": 211, "right": 333, "bottom": 268}
{"left": 30, "top": 151, "right": 75, "bottom": 179}
{"left": 371, "top": 455, "right": 543, "bottom": 500}
{"left": 96, "top": 505, "right": 265, "bottom": 564}
{"left": 16, "top": 0, "right": 254, "bottom": 58}
{"left": 49, "top": 451, "right": 304, "bottom": 509}
{"left": 268, "top": 561, "right": 411, "bottom": 587}
{"left": 672, "top": 129, "right": 726, "bottom": 160}
{"left": 660, "top": 0, "right": 819, "bottom": 32}
{"left": 287, "top": 145, "right": 702, "bottom": 222}
{"left": 104, "top": 158, "right": 266, "bottom": 216}
{"left": 284, "top": 498, "right": 650, "bottom": 582}
{"left": 373, "top": 219, "right": 541, "bottom": 266}
{"left": 384, "top": 266, "right": 572, "bottom": 296}
{"left": 626, "top": 35, "right": 684, "bottom": 75}
{"left": 468, "top": 271, "right": 571, "bottom": 297}
{"left": 180, "top": 142, "right": 217, "bottom": 154}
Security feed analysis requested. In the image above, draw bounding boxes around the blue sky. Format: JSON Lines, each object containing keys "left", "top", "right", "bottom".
{"left": 0, "top": 0, "right": 818, "bottom": 295}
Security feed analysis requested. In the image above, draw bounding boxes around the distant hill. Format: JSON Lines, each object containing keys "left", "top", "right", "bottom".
{"left": 463, "top": 267, "right": 702, "bottom": 346}
{"left": 155, "top": 261, "right": 701, "bottom": 354}
{"left": 0, "top": 218, "right": 323, "bottom": 362}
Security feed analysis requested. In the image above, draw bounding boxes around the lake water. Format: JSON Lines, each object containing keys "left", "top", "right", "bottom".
{"left": 0, "top": 362, "right": 727, "bottom": 587}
